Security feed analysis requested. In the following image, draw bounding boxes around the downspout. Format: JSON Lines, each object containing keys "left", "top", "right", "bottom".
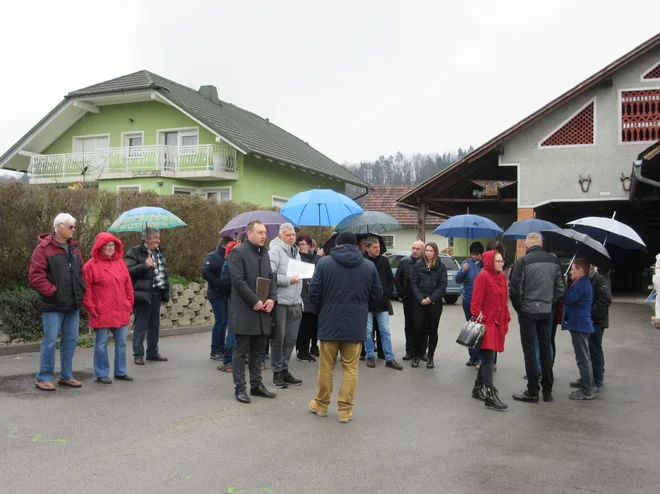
{"left": 633, "top": 159, "right": 660, "bottom": 188}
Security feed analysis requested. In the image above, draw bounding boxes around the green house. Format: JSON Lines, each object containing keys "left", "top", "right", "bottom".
{"left": 0, "top": 70, "right": 368, "bottom": 206}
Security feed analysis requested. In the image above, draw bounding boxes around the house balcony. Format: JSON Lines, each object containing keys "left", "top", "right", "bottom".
{"left": 27, "top": 145, "right": 239, "bottom": 184}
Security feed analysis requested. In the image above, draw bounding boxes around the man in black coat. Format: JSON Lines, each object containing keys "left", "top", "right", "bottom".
{"left": 308, "top": 232, "right": 382, "bottom": 423}
{"left": 228, "top": 221, "right": 278, "bottom": 404}
{"left": 394, "top": 240, "right": 425, "bottom": 360}
{"left": 125, "top": 228, "right": 170, "bottom": 365}
{"left": 364, "top": 237, "right": 403, "bottom": 370}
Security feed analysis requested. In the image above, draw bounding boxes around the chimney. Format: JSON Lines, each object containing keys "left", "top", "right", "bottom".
{"left": 198, "top": 85, "right": 220, "bottom": 105}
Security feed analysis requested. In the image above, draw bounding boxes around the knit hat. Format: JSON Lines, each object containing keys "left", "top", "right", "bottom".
{"left": 335, "top": 232, "right": 357, "bottom": 246}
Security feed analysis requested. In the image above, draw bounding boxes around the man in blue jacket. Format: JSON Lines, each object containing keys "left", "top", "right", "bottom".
{"left": 308, "top": 232, "right": 382, "bottom": 423}
{"left": 455, "top": 242, "right": 484, "bottom": 366}
{"left": 202, "top": 236, "right": 233, "bottom": 360}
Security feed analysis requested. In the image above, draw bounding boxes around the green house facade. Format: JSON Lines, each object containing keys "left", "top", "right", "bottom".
{"left": 0, "top": 71, "right": 368, "bottom": 207}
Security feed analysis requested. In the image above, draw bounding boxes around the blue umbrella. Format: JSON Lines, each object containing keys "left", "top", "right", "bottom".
{"left": 502, "top": 219, "right": 560, "bottom": 240}
{"left": 280, "top": 189, "right": 363, "bottom": 227}
{"left": 108, "top": 206, "right": 186, "bottom": 233}
{"left": 335, "top": 211, "right": 402, "bottom": 235}
{"left": 432, "top": 214, "right": 503, "bottom": 239}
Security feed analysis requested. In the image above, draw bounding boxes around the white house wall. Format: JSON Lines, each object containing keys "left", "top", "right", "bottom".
{"left": 500, "top": 45, "right": 660, "bottom": 209}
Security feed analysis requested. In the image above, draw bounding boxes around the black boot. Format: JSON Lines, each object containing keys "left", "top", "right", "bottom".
{"left": 402, "top": 352, "right": 413, "bottom": 361}
{"left": 411, "top": 356, "right": 420, "bottom": 368}
{"left": 485, "top": 387, "right": 508, "bottom": 410}
{"left": 426, "top": 358, "right": 434, "bottom": 369}
{"left": 472, "top": 383, "right": 486, "bottom": 402}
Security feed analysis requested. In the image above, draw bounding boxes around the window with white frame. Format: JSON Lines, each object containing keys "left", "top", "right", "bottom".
{"left": 117, "top": 185, "right": 141, "bottom": 193}
{"left": 122, "top": 132, "right": 144, "bottom": 158}
{"left": 204, "top": 187, "right": 231, "bottom": 202}
{"left": 73, "top": 135, "right": 109, "bottom": 155}
{"left": 272, "top": 195, "right": 290, "bottom": 208}
{"left": 382, "top": 235, "right": 394, "bottom": 250}
{"left": 173, "top": 186, "right": 195, "bottom": 195}
{"left": 159, "top": 129, "right": 199, "bottom": 155}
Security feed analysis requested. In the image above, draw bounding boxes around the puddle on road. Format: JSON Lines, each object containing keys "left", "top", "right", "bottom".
{"left": 0, "top": 371, "right": 95, "bottom": 396}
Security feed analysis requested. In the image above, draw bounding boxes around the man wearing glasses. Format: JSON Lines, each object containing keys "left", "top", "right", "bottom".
{"left": 29, "top": 213, "right": 87, "bottom": 391}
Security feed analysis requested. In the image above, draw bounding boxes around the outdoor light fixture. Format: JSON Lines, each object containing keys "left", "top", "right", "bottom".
{"left": 128, "top": 118, "right": 134, "bottom": 123}
{"left": 156, "top": 181, "right": 164, "bottom": 187}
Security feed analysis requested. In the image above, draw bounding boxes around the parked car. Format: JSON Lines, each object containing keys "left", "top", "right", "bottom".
{"left": 388, "top": 251, "right": 462, "bottom": 304}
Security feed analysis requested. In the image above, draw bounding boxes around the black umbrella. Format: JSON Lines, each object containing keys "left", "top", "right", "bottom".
{"left": 540, "top": 229, "right": 612, "bottom": 271}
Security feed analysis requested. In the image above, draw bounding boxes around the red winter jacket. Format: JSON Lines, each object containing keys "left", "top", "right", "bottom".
{"left": 29, "top": 233, "right": 86, "bottom": 312}
{"left": 471, "top": 250, "right": 511, "bottom": 352}
{"left": 83, "top": 232, "right": 134, "bottom": 329}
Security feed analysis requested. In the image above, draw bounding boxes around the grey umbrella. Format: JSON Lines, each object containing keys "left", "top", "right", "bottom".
{"left": 334, "top": 211, "right": 402, "bottom": 235}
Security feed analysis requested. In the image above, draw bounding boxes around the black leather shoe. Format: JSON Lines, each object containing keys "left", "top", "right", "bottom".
{"left": 543, "top": 394, "right": 554, "bottom": 402}
{"left": 512, "top": 390, "right": 540, "bottom": 403}
{"left": 472, "top": 384, "right": 486, "bottom": 402}
{"left": 250, "top": 384, "right": 276, "bottom": 398}
{"left": 235, "top": 389, "right": 251, "bottom": 403}
{"left": 402, "top": 353, "right": 413, "bottom": 361}
{"left": 466, "top": 358, "right": 477, "bottom": 366}
{"left": 411, "top": 357, "right": 420, "bottom": 368}
{"left": 426, "top": 359, "right": 434, "bottom": 369}
{"left": 420, "top": 353, "right": 428, "bottom": 362}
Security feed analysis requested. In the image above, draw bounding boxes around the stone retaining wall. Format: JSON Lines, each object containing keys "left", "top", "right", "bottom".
{"left": 129, "top": 281, "right": 215, "bottom": 329}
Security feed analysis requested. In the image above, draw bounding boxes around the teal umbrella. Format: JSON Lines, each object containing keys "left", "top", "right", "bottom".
{"left": 108, "top": 206, "right": 186, "bottom": 233}
{"left": 334, "top": 211, "right": 402, "bottom": 235}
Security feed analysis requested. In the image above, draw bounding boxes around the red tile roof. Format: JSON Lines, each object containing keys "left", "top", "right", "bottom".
{"left": 358, "top": 185, "right": 446, "bottom": 227}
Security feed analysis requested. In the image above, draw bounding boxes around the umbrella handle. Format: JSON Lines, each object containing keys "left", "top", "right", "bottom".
{"left": 565, "top": 251, "right": 577, "bottom": 277}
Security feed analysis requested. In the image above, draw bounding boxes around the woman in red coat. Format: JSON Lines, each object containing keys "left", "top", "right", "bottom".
{"left": 83, "top": 233, "right": 134, "bottom": 384}
{"left": 470, "top": 250, "right": 511, "bottom": 410}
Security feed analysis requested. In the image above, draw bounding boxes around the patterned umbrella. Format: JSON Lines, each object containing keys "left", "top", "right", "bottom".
{"left": 334, "top": 211, "right": 402, "bottom": 235}
{"left": 108, "top": 206, "right": 186, "bottom": 233}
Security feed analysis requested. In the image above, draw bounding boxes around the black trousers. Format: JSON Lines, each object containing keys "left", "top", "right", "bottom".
{"left": 412, "top": 301, "right": 443, "bottom": 358}
{"left": 519, "top": 312, "right": 554, "bottom": 394}
{"left": 402, "top": 297, "right": 414, "bottom": 354}
{"left": 132, "top": 292, "right": 162, "bottom": 358}
{"left": 475, "top": 349, "right": 496, "bottom": 388}
{"left": 296, "top": 312, "right": 317, "bottom": 355}
{"left": 233, "top": 334, "right": 267, "bottom": 391}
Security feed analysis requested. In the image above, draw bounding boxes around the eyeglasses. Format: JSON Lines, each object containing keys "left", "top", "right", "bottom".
{"left": 60, "top": 224, "right": 76, "bottom": 230}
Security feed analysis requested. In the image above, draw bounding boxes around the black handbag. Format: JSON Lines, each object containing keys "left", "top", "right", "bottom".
{"left": 456, "top": 312, "right": 485, "bottom": 349}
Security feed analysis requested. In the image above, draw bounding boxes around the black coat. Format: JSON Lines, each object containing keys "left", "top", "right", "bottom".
{"left": 299, "top": 251, "right": 318, "bottom": 314}
{"left": 228, "top": 240, "right": 277, "bottom": 336}
{"left": 589, "top": 271, "right": 612, "bottom": 328}
{"left": 309, "top": 245, "right": 382, "bottom": 342}
{"left": 365, "top": 254, "right": 393, "bottom": 312}
{"left": 411, "top": 259, "right": 448, "bottom": 304}
{"left": 125, "top": 243, "right": 170, "bottom": 305}
{"left": 202, "top": 244, "right": 225, "bottom": 299}
{"left": 394, "top": 255, "right": 419, "bottom": 301}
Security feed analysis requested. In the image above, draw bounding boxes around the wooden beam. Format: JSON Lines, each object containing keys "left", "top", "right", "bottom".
{"left": 417, "top": 203, "right": 429, "bottom": 241}
{"left": 72, "top": 101, "right": 100, "bottom": 114}
{"left": 423, "top": 198, "right": 518, "bottom": 203}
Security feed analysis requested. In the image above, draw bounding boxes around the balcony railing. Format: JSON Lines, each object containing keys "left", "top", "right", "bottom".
{"left": 28, "top": 144, "right": 237, "bottom": 180}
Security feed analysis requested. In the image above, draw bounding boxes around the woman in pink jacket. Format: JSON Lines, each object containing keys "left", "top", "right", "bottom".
{"left": 83, "top": 233, "right": 134, "bottom": 384}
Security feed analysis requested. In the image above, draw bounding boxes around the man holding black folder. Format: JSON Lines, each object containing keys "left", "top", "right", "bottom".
{"left": 228, "top": 220, "right": 278, "bottom": 404}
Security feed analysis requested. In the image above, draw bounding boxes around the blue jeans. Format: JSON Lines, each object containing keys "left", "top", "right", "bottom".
{"left": 94, "top": 326, "right": 128, "bottom": 378}
{"left": 223, "top": 299, "right": 235, "bottom": 364}
{"left": 209, "top": 297, "right": 227, "bottom": 356}
{"left": 36, "top": 311, "right": 79, "bottom": 382}
{"left": 366, "top": 312, "right": 394, "bottom": 361}
{"left": 462, "top": 298, "right": 480, "bottom": 360}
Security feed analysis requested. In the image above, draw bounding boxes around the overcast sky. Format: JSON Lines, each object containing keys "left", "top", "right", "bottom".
{"left": 1, "top": 0, "right": 659, "bottom": 169}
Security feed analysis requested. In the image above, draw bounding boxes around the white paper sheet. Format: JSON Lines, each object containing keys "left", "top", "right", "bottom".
{"left": 286, "top": 259, "right": 315, "bottom": 279}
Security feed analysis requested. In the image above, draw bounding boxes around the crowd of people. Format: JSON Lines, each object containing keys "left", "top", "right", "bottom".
{"left": 28, "top": 213, "right": 612, "bottom": 422}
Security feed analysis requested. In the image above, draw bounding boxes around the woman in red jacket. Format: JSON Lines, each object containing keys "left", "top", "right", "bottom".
{"left": 470, "top": 250, "right": 511, "bottom": 410}
{"left": 83, "top": 233, "right": 134, "bottom": 384}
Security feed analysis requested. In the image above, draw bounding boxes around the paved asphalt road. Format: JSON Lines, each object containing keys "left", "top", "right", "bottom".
{"left": 1, "top": 300, "right": 659, "bottom": 494}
